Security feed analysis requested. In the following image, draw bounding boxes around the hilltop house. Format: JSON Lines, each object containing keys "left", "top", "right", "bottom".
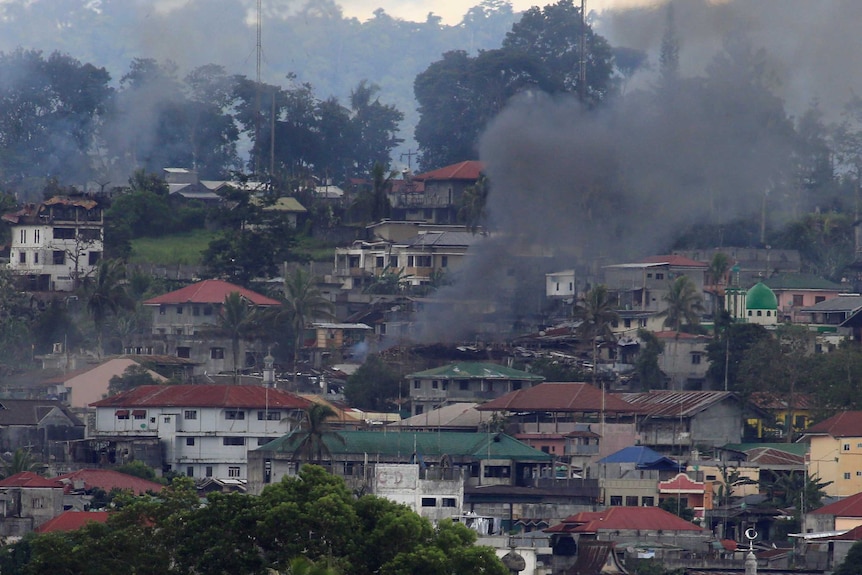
{"left": 128, "top": 279, "right": 282, "bottom": 377}
{"left": 90, "top": 384, "right": 310, "bottom": 480}
{"left": 390, "top": 161, "right": 482, "bottom": 224}
{"left": 4, "top": 195, "right": 106, "bottom": 291}
{"left": 0, "top": 399, "right": 84, "bottom": 463}
{"left": 406, "top": 362, "right": 545, "bottom": 416}
{"left": 762, "top": 273, "right": 844, "bottom": 323}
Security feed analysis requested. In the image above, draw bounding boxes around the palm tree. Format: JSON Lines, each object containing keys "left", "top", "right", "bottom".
{"left": 86, "top": 259, "right": 135, "bottom": 357}
{"left": 281, "top": 268, "right": 334, "bottom": 381}
{"left": 706, "top": 252, "right": 731, "bottom": 317}
{"left": 1, "top": 448, "right": 46, "bottom": 478}
{"left": 661, "top": 275, "right": 705, "bottom": 332}
{"left": 285, "top": 403, "right": 345, "bottom": 464}
{"left": 573, "top": 285, "right": 619, "bottom": 385}
{"left": 218, "top": 291, "right": 262, "bottom": 384}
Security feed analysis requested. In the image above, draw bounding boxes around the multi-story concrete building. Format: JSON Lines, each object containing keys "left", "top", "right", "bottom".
{"left": 90, "top": 384, "right": 310, "bottom": 480}
{"left": 129, "top": 279, "right": 282, "bottom": 377}
{"left": 4, "top": 195, "right": 106, "bottom": 291}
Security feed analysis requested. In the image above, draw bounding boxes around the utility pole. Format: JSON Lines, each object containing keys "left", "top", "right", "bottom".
{"left": 578, "top": 0, "right": 587, "bottom": 102}
{"left": 400, "top": 149, "right": 418, "bottom": 172}
{"left": 254, "top": 0, "right": 263, "bottom": 176}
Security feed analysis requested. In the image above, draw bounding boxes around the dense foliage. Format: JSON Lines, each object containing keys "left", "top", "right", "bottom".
{"left": 0, "top": 466, "right": 508, "bottom": 575}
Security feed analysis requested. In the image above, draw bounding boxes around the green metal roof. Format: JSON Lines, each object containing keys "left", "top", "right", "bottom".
{"left": 762, "top": 273, "right": 843, "bottom": 291}
{"left": 406, "top": 362, "right": 544, "bottom": 381}
{"left": 746, "top": 282, "right": 778, "bottom": 310}
{"left": 257, "top": 430, "right": 552, "bottom": 461}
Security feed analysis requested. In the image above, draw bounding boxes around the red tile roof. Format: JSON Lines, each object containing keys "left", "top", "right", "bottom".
{"left": 546, "top": 506, "right": 705, "bottom": 534}
{"left": 414, "top": 161, "right": 483, "bottom": 181}
{"left": 56, "top": 468, "right": 164, "bottom": 494}
{"left": 0, "top": 472, "right": 63, "bottom": 488}
{"left": 143, "top": 279, "right": 281, "bottom": 307}
{"left": 35, "top": 510, "right": 110, "bottom": 533}
{"left": 744, "top": 447, "right": 805, "bottom": 467}
{"left": 90, "top": 384, "right": 311, "bottom": 409}
{"left": 810, "top": 490, "right": 862, "bottom": 517}
{"left": 640, "top": 255, "right": 708, "bottom": 268}
{"left": 804, "top": 411, "right": 862, "bottom": 438}
{"left": 476, "top": 382, "right": 638, "bottom": 414}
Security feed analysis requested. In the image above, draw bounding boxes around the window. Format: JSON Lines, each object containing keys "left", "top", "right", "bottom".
{"left": 203, "top": 306, "right": 213, "bottom": 316}
{"left": 706, "top": 474, "right": 717, "bottom": 481}
{"left": 642, "top": 497, "right": 655, "bottom": 507}
{"left": 115, "top": 410, "right": 129, "bottom": 420}
{"left": 415, "top": 405, "right": 423, "bottom": 415}
{"left": 187, "top": 466, "right": 194, "bottom": 477}
{"left": 177, "top": 306, "right": 183, "bottom": 315}
{"left": 415, "top": 255, "right": 432, "bottom": 267}
{"left": 53, "top": 227, "right": 75, "bottom": 240}
{"left": 211, "top": 347, "right": 225, "bottom": 359}
{"left": 223, "top": 437, "right": 245, "bottom": 446}
{"left": 349, "top": 255, "right": 360, "bottom": 268}
{"left": 483, "top": 465, "right": 510, "bottom": 478}
{"left": 52, "top": 250, "right": 65, "bottom": 265}
{"left": 655, "top": 273, "right": 664, "bottom": 280}
{"left": 88, "top": 251, "right": 101, "bottom": 266}
{"left": 186, "top": 437, "right": 195, "bottom": 446}
{"left": 432, "top": 380, "right": 439, "bottom": 389}
{"left": 33, "top": 252, "right": 38, "bottom": 264}
{"left": 133, "top": 410, "right": 146, "bottom": 419}
{"left": 845, "top": 443, "right": 851, "bottom": 451}
{"left": 815, "top": 296, "right": 826, "bottom": 304}
{"left": 176, "top": 347, "right": 191, "bottom": 359}
{"left": 184, "top": 410, "right": 197, "bottom": 420}
{"left": 442, "top": 498, "right": 457, "bottom": 508}
{"left": 376, "top": 256, "right": 384, "bottom": 268}
{"left": 845, "top": 472, "right": 852, "bottom": 480}
{"left": 413, "top": 380, "right": 421, "bottom": 389}
{"left": 626, "top": 496, "right": 639, "bottom": 506}
{"left": 193, "top": 306, "right": 200, "bottom": 316}
{"left": 228, "top": 467, "right": 241, "bottom": 478}
{"left": 257, "top": 437, "right": 271, "bottom": 446}
{"left": 17, "top": 252, "right": 25, "bottom": 264}
{"left": 19, "top": 229, "right": 26, "bottom": 244}
{"left": 257, "top": 411, "right": 281, "bottom": 421}
{"left": 691, "top": 354, "right": 702, "bottom": 365}
{"left": 793, "top": 294, "right": 804, "bottom": 306}
{"left": 624, "top": 318, "right": 632, "bottom": 328}
{"left": 225, "top": 410, "right": 245, "bottom": 420}
{"left": 31, "top": 497, "right": 44, "bottom": 509}
{"left": 206, "top": 466, "right": 213, "bottom": 478}
{"left": 609, "top": 496, "right": 623, "bottom": 506}
{"left": 159, "top": 305, "right": 166, "bottom": 315}
{"left": 459, "top": 380, "right": 469, "bottom": 391}
{"left": 441, "top": 256, "right": 448, "bottom": 268}
{"left": 421, "top": 498, "right": 436, "bottom": 507}
{"left": 34, "top": 229, "right": 40, "bottom": 243}
{"left": 389, "top": 256, "right": 398, "bottom": 267}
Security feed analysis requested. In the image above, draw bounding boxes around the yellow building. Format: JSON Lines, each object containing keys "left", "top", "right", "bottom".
{"left": 802, "top": 411, "right": 862, "bottom": 497}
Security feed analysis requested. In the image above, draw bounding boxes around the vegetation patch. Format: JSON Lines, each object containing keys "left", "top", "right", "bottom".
{"left": 129, "top": 229, "right": 217, "bottom": 265}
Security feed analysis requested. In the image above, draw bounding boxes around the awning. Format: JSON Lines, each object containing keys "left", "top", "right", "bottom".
{"left": 115, "top": 410, "right": 129, "bottom": 417}
{"left": 132, "top": 410, "right": 146, "bottom": 417}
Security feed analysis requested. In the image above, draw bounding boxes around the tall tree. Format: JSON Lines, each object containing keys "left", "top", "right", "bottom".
{"left": 350, "top": 81, "right": 404, "bottom": 174}
{"left": 574, "top": 285, "right": 619, "bottom": 384}
{"left": 86, "top": 259, "right": 134, "bottom": 357}
{"left": 660, "top": 275, "right": 705, "bottom": 332}
{"left": 285, "top": 404, "right": 345, "bottom": 464}
{"left": 344, "top": 355, "right": 404, "bottom": 412}
{"left": 217, "top": 291, "right": 261, "bottom": 384}
{"left": 281, "top": 268, "right": 334, "bottom": 378}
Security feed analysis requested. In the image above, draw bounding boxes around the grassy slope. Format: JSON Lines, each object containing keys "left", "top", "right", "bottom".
{"left": 129, "top": 229, "right": 335, "bottom": 266}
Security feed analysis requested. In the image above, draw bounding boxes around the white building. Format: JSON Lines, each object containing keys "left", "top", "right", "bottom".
{"left": 4, "top": 195, "right": 106, "bottom": 291}
{"left": 90, "top": 384, "right": 309, "bottom": 480}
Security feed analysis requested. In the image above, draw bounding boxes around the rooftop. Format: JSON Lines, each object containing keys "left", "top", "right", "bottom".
{"left": 546, "top": 506, "right": 706, "bottom": 534}
{"left": 143, "top": 279, "right": 281, "bottom": 307}
{"left": 804, "top": 411, "right": 862, "bottom": 439}
{"left": 414, "top": 160, "right": 483, "bottom": 181}
{"left": 35, "top": 510, "right": 110, "bottom": 533}
{"left": 90, "top": 384, "right": 310, "bottom": 410}
{"left": 618, "top": 390, "right": 738, "bottom": 419}
{"left": 407, "top": 362, "right": 544, "bottom": 381}
{"left": 56, "top": 468, "right": 164, "bottom": 494}
{"left": 477, "top": 382, "right": 637, "bottom": 414}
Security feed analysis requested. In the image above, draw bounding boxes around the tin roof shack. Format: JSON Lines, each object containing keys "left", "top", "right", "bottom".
{"left": 619, "top": 390, "right": 753, "bottom": 453}
{"left": 0, "top": 472, "right": 64, "bottom": 537}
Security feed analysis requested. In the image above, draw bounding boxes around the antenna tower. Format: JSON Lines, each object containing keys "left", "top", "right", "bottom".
{"left": 254, "top": 0, "right": 262, "bottom": 175}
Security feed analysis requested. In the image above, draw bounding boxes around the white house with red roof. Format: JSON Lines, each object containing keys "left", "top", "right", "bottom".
{"left": 90, "top": 384, "right": 310, "bottom": 481}
{"left": 128, "top": 279, "right": 282, "bottom": 378}
{"left": 603, "top": 254, "right": 708, "bottom": 316}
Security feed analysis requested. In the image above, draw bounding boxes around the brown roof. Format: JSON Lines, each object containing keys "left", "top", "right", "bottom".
{"left": 90, "top": 384, "right": 311, "bottom": 410}
{"left": 34, "top": 510, "right": 110, "bottom": 533}
{"left": 547, "top": 506, "right": 706, "bottom": 534}
{"left": 744, "top": 447, "right": 805, "bottom": 467}
{"left": 0, "top": 472, "right": 63, "bottom": 488}
{"left": 810, "top": 490, "right": 862, "bottom": 517}
{"left": 143, "top": 279, "right": 281, "bottom": 307}
{"left": 804, "top": 411, "right": 862, "bottom": 438}
{"left": 477, "top": 382, "right": 638, "bottom": 414}
{"left": 56, "top": 468, "right": 164, "bottom": 494}
{"left": 749, "top": 391, "right": 816, "bottom": 411}
{"left": 414, "top": 160, "right": 483, "bottom": 181}
{"left": 618, "top": 390, "right": 737, "bottom": 419}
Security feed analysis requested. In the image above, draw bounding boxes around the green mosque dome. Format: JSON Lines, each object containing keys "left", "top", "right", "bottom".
{"left": 746, "top": 281, "right": 778, "bottom": 310}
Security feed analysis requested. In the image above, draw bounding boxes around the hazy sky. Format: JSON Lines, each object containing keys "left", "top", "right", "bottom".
{"left": 338, "top": 0, "right": 658, "bottom": 24}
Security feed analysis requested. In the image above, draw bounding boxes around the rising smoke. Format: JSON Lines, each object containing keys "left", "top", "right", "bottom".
{"left": 414, "top": 0, "right": 862, "bottom": 343}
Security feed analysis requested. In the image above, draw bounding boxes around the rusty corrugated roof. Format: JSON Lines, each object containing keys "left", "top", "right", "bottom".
{"left": 90, "top": 384, "right": 310, "bottom": 409}
{"left": 619, "top": 390, "right": 737, "bottom": 419}
{"left": 477, "top": 382, "right": 638, "bottom": 414}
